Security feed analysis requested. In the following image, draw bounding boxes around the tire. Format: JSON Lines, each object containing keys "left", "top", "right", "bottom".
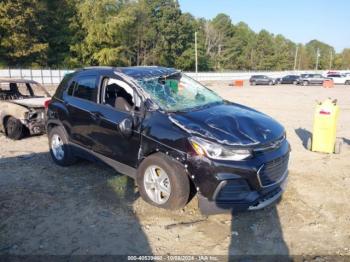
{"left": 136, "top": 153, "right": 190, "bottom": 210}
{"left": 302, "top": 81, "right": 309, "bottom": 86}
{"left": 334, "top": 139, "right": 342, "bottom": 154}
{"left": 5, "top": 116, "right": 24, "bottom": 140}
{"left": 251, "top": 81, "right": 256, "bottom": 86}
{"left": 306, "top": 137, "right": 312, "bottom": 151}
{"left": 48, "top": 126, "right": 77, "bottom": 166}
{"left": 345, "top": 80, "right": 350, "bottom": 85}
{"left": 269, "top": 81, "right": 273, "bottom": 86}
{"left": 293, "top": 81, "right": 297, "bottom": 85}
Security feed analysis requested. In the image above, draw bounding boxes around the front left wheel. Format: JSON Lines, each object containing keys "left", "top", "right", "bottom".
{"left": 136, "top": 153, "right": 190, "bottom": 210}
{"left": 5, "top": 117, "right": 24, "bottom": 140}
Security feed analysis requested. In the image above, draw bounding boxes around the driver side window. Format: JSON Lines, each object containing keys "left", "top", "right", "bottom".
{"left": 102, "top": 78, "right": 138, "bottom": 112}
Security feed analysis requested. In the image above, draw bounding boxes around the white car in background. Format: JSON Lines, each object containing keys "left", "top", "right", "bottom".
{"left": 326, "top": 73, "right": 350, "bottom": 85}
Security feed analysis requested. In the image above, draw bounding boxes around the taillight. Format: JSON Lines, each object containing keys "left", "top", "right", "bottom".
{"left": 44, "top": 99, "right": 51, "bottom": 109}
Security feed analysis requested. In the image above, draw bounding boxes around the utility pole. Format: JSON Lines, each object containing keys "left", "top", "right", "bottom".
{"left": 195, "top": 31, "right": 198, "bottom": 75}
{"left": 315, "top": 48, "right": 320, "bottom": 70}
{"left": 218, "top": 44, "right": 222, "bottom": 70}
{"left": 293, "top": 46, "right": 299, "bottom": 71}
{"left": 329, "top": 49, "right": 333, "bottom": 69}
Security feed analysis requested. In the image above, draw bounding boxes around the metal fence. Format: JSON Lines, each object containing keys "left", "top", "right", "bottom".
{"left": 0, "top": 68, "right": 347, "bottom": 85}
{"left": 0, "top": 69, "right": 74, "bottom": 85}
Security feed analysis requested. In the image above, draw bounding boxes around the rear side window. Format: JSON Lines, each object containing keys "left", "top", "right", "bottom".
{"left": 73, "top": 76, "right": 97, "bottom": 102}
{"left": 67, "top": 81, "right": 76, "bottom": 96}
{"left": 56, "top": 73, "right": 74, "bottom": 99}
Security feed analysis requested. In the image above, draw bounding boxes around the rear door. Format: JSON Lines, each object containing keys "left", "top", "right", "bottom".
{"left": 328, "top": 74, "right": 342, "bottom": 84}
{"left": 91, "top": 75, "right": 143, "bottom": 167}
{"left": 63, "top": 74, "right": 100, "bottom": 149}
{"left": 313, "top": 74, "right": 324, "bottom": 85}
{"left": 262, "top": 76, "right": 269, "bottom": 84}
{"left": 282, "top": 76, "right": 289, "bottom": 84}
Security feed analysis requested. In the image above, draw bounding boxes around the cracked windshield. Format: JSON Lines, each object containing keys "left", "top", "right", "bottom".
{"left": 138, "top": 73, "right": 223, "bottom": 111}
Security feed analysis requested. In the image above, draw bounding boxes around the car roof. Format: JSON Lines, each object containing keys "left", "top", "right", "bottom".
{"left": 0, "top": 78, "right": 40, "bottom": 84}
{"left": 81, "top": 66, "right": 179, "bottom": 80}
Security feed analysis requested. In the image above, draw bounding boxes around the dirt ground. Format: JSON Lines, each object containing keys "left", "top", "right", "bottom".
{"left": 1, "top": 82, "right": 350, "bottom": 258}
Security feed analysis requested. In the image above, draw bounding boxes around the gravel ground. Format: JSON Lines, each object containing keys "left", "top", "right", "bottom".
{"left": 1, "top": 82, "right": 350, "bottom": 257}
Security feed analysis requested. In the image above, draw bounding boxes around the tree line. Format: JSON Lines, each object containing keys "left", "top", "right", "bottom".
{"left": 0, "top": 0, "right": 349, "bottom": 71}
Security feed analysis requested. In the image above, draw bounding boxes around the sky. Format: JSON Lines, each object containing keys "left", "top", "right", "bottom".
{"left": 178, "top": 0, "right": 350, "bottom": 52}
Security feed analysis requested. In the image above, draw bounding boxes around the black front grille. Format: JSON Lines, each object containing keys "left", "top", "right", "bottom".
{"left": 258, "top": 153, "right": 289, "bottom": 187}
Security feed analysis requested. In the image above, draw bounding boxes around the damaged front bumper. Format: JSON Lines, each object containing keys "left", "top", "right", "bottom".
{"left": 198, "top": 176, "right": 288, "bottom": 215}
{"left": 187, "top": 140, "right": 290, "bottom": 215}
{"left": 21, "top": 109, "right": 46, "bottom": 135}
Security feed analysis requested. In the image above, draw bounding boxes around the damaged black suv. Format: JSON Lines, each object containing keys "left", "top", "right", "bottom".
{"left": 46, "top": 67, "right": 290, "bottom": 214}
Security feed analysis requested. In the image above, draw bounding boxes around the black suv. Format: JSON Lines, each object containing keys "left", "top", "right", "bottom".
{"left": 46, "top": 67, "right": 290, "bottom": 214}
{"left": 277, "top": 75, "right": 300, "bottom": 85}
{"left": 249, "top": 75, "right": 276, "bottom": 86}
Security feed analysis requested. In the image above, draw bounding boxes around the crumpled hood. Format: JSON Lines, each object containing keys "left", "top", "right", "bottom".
{"left": 10, "top": 97, "right": 48, "bottom": 108}
{"left": 169, "top": 102, "right": 285, "bottom": 146}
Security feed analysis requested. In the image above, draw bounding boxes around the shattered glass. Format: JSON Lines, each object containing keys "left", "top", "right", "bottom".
{"left": 137, "top": 73, "right": 223, "bottom": 112}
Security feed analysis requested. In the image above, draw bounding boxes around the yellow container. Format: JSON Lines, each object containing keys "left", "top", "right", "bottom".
{"left": 308, "top": 98, "right": 340, "bottom": 154}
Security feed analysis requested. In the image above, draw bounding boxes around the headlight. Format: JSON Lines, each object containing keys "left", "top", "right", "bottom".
{"left": 188, "top": 137, "right": 252, "bottom": 161}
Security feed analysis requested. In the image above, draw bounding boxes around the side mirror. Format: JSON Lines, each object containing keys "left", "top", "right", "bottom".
{"left": 119, "top": 118, "right": 133, "bottom": 137}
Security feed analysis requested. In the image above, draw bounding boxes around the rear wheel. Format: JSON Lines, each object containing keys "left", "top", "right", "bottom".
{"left": 48, "top": 126, "right": 77, "bottom": 166}
{"left": 137, "top": 153, "right": 190, "bottom": 210}
{"left": 5, "top": 117, "right": 24, "bottom": 140}
{"left": 345, "top": 80, "right": 350, "bottom": 85}
{"left": 269, "top": 81, "right": 273, "bottom": 86}
{"left": 293, "top": 80, "right": 297, "bottom": 85}
{"left": 302, "top": 81, "right": 309, "bottom": 86}
{"left": 251, "top": 81, "right": 256, "bottom": 86}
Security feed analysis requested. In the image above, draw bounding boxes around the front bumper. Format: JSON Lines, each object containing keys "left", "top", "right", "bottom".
{"left": 21, "top": 118, "right": 46, "bottom": 135}
{"left": 186, "top": 140, "right": 290, "bottom": 215}
{"left": 198, "top": 176, "right": 288, "bottom": 215}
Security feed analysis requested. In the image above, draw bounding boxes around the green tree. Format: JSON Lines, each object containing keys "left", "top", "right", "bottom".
{"left": 272, "top": 35, "right": 295, "bottom": 70}
{"left": 334, "top": 49, "right": 350, "bottom": 69}
{"left": 222, "top": 22, "right": 256, "bottom": 70}
{"left": 305, "top": 40, "right": 335, "bottom": 70}
{"left": 68, "top": 0, "right": 136, "bottom": 67}
{"left": 253, "top": 30, "right": 275, "bottom": 70}
{"left": 0, "top": 0, "right": 48, "bottom": 67}
{"left": 41, "top": 0, "right": 78, "bottom": 67}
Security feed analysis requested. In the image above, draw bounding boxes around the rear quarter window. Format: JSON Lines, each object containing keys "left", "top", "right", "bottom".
{"left": 73, "top": 76, "right": 98, "bottom": 102}
{"left": 55, "top": 73, "right": 74, "bottom": 99}
{"left": 67, "top": 81, "right": 76, "bottom": 96}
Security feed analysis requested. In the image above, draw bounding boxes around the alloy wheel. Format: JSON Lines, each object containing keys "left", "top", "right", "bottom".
{"left": 51, "top": 134, "right": 65, "bottom": 161}
{"left": 143, "top": 165, "right": 171, "bottom": 205}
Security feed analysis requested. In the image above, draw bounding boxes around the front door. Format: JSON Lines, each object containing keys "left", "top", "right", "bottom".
{"left": 91, "top": 76, "right": 143, "bottom": 168}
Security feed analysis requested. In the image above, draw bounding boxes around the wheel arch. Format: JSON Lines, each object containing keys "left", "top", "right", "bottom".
{"left": 1, "top": 115, "right": 11, "bottom": 134}
{"left": 137, "top": 137, "right": 198, "bottom": 202}
{"left": 46, "top": 120, "right": 70, "bottom": 137}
